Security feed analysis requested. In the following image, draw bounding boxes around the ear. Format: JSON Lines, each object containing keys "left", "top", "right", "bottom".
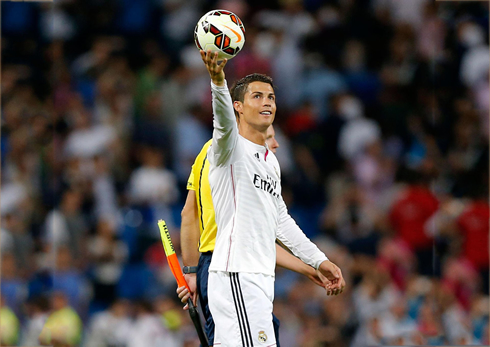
{"left": 233, "top": 101, "right": 242, "bottom": 115}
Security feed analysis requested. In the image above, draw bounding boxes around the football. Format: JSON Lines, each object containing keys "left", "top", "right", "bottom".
{"left": 194, "top": 9, "right": 245, "bottom": 60}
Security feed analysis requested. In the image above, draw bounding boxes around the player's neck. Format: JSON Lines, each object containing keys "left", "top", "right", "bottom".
{"left": 238, "top": 122, "right": 267, "bottom": 147}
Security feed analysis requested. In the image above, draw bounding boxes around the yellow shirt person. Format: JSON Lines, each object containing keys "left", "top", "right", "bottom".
{"left": 39, "top": 293, "right": 83, "bottom": 347}
{"left": 0, "top": 305, "right": 19, "bottom": 346}
{"left": 186, "top": 139, "right": 215, "bottom": 253}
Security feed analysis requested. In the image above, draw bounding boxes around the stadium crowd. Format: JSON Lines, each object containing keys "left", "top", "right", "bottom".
{"left": 1, "top": 0, "right": 489, "bottom": 346}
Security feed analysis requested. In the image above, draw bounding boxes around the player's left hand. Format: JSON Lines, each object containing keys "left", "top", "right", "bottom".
{"left": 306, "top": 270, "right": 327, "bottom": 287}
{"left": 317, "top": 260, "right": 345, "bottom": 296}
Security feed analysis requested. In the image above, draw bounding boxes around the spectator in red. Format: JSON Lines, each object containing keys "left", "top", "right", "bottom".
{"left": 389, "top": 170, "right": 439, "bottom": 277}
{"left": 456, "top": 194, "right": 489, "bottom": 294}
{"left": 376, "top": 237, "right": 416, "bottom": 291}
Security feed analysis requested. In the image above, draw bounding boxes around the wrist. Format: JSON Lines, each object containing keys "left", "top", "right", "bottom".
{"left": 211, "top": 79, "right": 226, "bottom": 88}
{"left": 305, "top": 264, "right": 317, "bottom": 278}
{"left": 183, "top": 266, "right": 198, "bottom": 274}
{"left": 316, "top": 258, "right": 330, "bottom": 270}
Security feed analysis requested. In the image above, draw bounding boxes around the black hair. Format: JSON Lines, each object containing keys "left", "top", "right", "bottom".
{"left": 230, "top": 73, "right": 274, "bottom": 102}
{"left": 230, "top": 74, "right": 275, "bottom": 118}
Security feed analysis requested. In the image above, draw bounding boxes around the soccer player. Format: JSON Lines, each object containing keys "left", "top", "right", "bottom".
{"left": 193, "top": 50, "right": 344, "bottom": 346}
{"left": 177, "top": 125, "right": 335, "bottom": 345}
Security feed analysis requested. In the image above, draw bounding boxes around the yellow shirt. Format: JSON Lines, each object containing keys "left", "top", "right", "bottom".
{"left": 187, "top": 139, "right": 216, "bottom": 252}
{"left": 0, "top": 306, "right": 19, "bottom": 345}
{"left": 40, "top": 307, "right": 82, "bottom": 346}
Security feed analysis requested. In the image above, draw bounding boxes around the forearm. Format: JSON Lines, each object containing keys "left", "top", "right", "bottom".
{"left": 210, "top": 81, "right": 239, "bottom": 166}
{"left": 212, "top": 80, "right": 236, "bottom": 133}
{"left": 275, "top": 243, "right": 316, "bottom": 278}
{"left": 277, "top": 198, "right": 328, "bottom": 269}
{"left": 180, "top": 191, "right": 201, "bottom": 266}
{"left": 181, "top": 220, "right": 200, "bottom": 266}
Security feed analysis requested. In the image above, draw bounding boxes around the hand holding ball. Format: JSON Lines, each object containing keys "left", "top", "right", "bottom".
{"left": 194, "top": 10, "right": 245, "bottom": 60}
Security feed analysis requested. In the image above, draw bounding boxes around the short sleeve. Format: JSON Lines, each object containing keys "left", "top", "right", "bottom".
{"left": 186, "top": 163, "right": 196, "bottom": 191}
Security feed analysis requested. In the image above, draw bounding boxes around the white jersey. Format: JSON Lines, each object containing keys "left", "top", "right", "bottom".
{"left": 208, "top": 81, "right": 328, "bottom": 276}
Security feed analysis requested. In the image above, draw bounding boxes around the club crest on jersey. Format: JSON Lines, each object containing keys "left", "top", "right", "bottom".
{"left": 258, "top": 331, "right": 267, "bottom": 343}
{"left": 254, "top": 153, "right": 260, "bottom": 161}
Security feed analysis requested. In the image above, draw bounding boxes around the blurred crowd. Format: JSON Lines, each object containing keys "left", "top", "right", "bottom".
{"left": 1, "top": 0, "right": 489, "bottom": 346}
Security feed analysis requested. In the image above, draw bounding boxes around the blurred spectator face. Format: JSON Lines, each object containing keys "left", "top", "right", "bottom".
{"left": 457, "top": 21, "right": 485, "bottom": 48}
{"left": 33, "top": 297, "right": 49, "bottom": 315}
{"left": 411, "top": 331, "right": 427, "bottom": 345}
{"left": 437, "top": 283, "right": 457, "bottom": 310}
{"left": 72, "top": 109, "right": 91, "bottom": 130}
{"left": 140, "top": 146, "right": 164, "bottom": 167}
{"left": 9, "top": 128, "right": 29, "bottom": 157}
{"left": 216, "top": 0, "right": 248, "bottom": 18}
{"left": 391, "top": 24, "right": 415, "bottom": 61}
{"left": 55, "top": 246, "right": 73, "bottom": 271}
{"left": 378, "top": 237, "right": 413, "bottom": 265}
{"left": 97, "top": 72, "right": 118, "bottom": 99}
{"left": 265, "top": 125, "right": 279, "bottom": 154}
{"left": 370, "top": 265, "right": 391, "bottom": 295}
{"left": 368, "top": 317, "right": 382, "bottom": 340}
{"left": 134, "top": 301, "right": 153, "bottom": 316}
{"left": 153, "top": 296, "right": 178, "bottom": 315}
{"left": 3, "top": 99, "right": 24, "bottom": 128}
{"left": 61, "top": 190, "right": 82, "bottom": 215}
{"left": 96, "top": 218, "right": 115, "bottom": 238}
{"left": 3, "top": 213, "right": 23, "bottom": 234}
{"left": 111, "top": 299, "right": 130, "bottom": 317}
{"left": 1, "top": 253, "right": 17, "bottom": 279}
{"left": 409, "top": 277, "right": 433, "bottom": 300}
{"left": 345, "top": 184, "right": 362, "bottom": 204}
{"left": 92, "top": 38, "right": 113, "bottom": 63}
{"left": 148, "top": 55, "right": 169, "bottom": 77}
{"left": 483, "top": 325, "right": 489, "bottom": 345}
{"left": 418, "top": 301, "right": 440, "bottom": 332}
{"left": 171, "top": 65, "right": 191, "bottom": 84}
{"left": 365, "top": 139, "right": 383, "bottom": 158}
{"left": 323, "top": 295, "right": 348, "bottom": 326}
{"left": 391, "top": 298, "right": 407, "bottom": 319}
{"left": 338, "top": 94, "right": 363, "bottom": 120}
{"left": 1, "top": 67, "right": 21, "bottom": 96}
{"left": 32, "top": 114, "right": 49, "bottom": 140}
{"left": 51, "top": 292, "right": 68, "bottom": 311}
{"left": 454, "top": 120, "right": 475, "bottom": 148}
{"left": 343, "top": 40, "right": 366, "bottom": 71}
{"left": 143, "top": 92, "right": 163, "bottom": 119}
{"left": 455, "top": 334, "right": 472, "bottom": 345}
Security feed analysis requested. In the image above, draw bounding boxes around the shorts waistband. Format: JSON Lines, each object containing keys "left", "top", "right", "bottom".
{"left": 201, "top": 251, "right": 213, "bottom": 256}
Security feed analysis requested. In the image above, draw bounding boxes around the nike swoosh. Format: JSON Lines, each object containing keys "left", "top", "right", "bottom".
{"left": 223, "top": 24, "right": 242, "bottom": 43}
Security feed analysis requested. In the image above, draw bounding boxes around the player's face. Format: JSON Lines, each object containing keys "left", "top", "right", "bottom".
{"left": 236, "top": 81, "right": 276, "bottom": 131}
{"left": 265, "top": 125, "right": 279, "bottom": 154}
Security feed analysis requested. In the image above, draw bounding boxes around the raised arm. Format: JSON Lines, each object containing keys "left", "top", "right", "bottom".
{"left": 201, "top": 50, "right": 238, "bottom": 167}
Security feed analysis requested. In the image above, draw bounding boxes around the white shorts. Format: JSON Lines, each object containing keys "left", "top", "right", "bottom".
{"left": 209, "top": 271, "right": 277, "bottom": 347}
